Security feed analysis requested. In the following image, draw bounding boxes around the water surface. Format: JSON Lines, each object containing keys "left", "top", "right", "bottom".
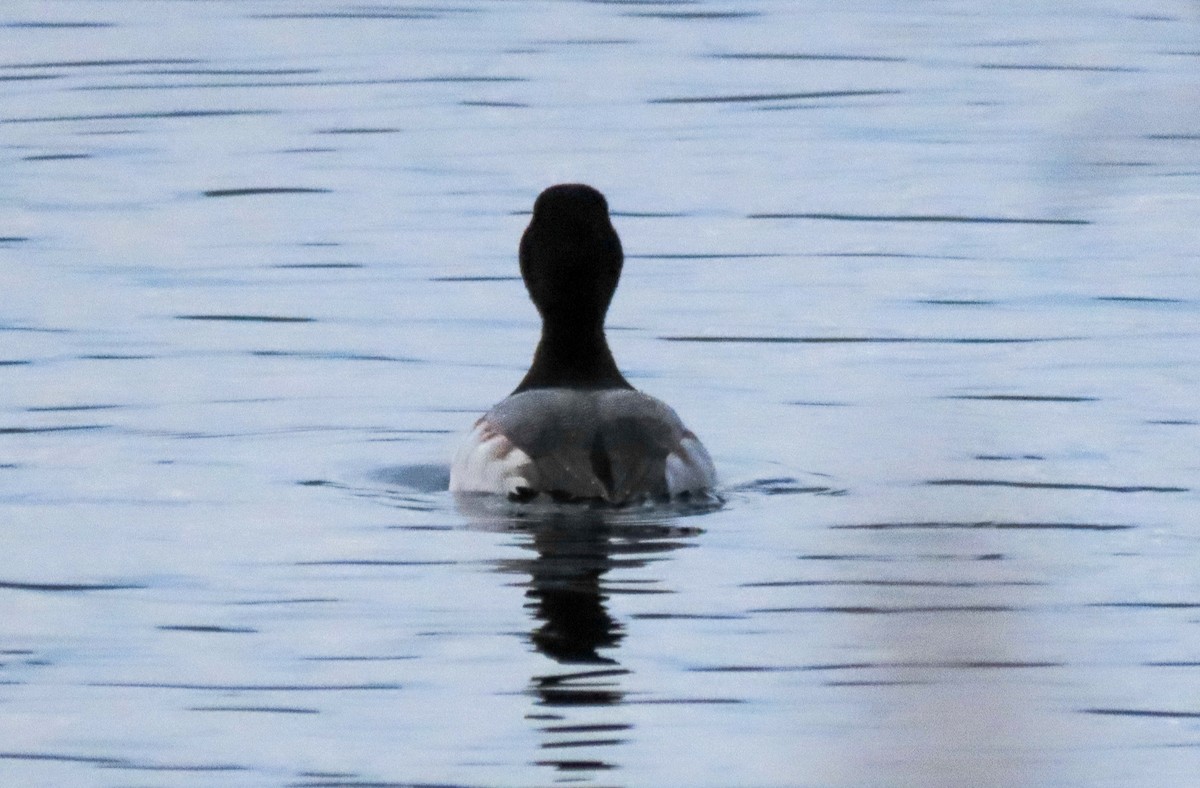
{"left": 3, "top": 1, "right": 1199, "bottom": 786}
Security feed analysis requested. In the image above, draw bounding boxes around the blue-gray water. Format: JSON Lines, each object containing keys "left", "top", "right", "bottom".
{"left": 3, "top": 1, "right": 1199, "bottom": 786}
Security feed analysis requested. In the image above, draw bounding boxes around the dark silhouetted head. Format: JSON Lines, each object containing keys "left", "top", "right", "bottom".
{"left": 512, "top": 184, "right": 631, "bottom": 392}
{"left": 519, "top": 184, "right": 623, "bottom": 326}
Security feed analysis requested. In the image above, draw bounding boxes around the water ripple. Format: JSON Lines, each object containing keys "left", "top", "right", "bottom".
{"left": 176, "top": 314, "right": 315, "bottom": 323}
{"left": 0, "top": 580, "right": 144, "bottom": 592}
{"left": 749, "top": 212, "right": 1091, "bottom": 225}
{"left": 201, "top": 187, "right": 330, "bottom": 197}
{"left": 662, "top": 335, "right": 1073, "bottom": 344}
{"left": 924, "top": 479, "right": 1189, "bottom": 493}
{"left": 651, "top": 89, "right": 900, "bottom": 104}
{"left": 833, "top": 521, "right": 1132, "bottom": 531}
{"left": 2, "top": 109, "right": 276, "bottom": 124}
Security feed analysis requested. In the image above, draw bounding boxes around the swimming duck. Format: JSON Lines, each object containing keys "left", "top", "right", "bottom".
{"left": 450, "top": 184, "right": 716, "bottom": 504}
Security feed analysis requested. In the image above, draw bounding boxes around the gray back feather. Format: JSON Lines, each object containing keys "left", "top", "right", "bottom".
{"left": 486, "top": 388, "right": 687, "bottom": 502}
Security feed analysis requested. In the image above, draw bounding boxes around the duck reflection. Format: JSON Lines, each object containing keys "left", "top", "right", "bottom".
{"left": 524, "top": 519, "right": 625, "bottom": 666}
{"left": 461, "top": 498, "right": 708, "bottom": 779}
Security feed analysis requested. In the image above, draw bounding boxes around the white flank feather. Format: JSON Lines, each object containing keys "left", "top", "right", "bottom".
{"left": 449, "top": 419, "right": 534, "bottom": 495}
{"left": 665, "top": 431, "right": 718, "bottom": 496}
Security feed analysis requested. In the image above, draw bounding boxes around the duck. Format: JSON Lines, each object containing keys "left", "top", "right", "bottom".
{"left": 449, "top": 183, "right": 717, "bottom": 504}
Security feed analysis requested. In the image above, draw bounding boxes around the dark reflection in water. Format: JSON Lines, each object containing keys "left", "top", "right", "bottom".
{"left": 521, "top": 523, "right": 625, "bottom": 665}
{"left": 463, "top": 498, "right": 708, "bottom": 780}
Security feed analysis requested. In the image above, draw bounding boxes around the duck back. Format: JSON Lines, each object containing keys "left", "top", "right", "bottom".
{"left": 451, "top": 388, "right": 715, "bottom": 504}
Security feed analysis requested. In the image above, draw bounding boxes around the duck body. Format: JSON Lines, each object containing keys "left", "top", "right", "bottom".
{"left": 450, "top": 387, "right": 716, "bottom": 503}
{"left": 449, "top": 183, "right": 716, "bottom": 504}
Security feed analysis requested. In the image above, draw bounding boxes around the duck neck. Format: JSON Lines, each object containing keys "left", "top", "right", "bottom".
{"left": 514, "top": 317, "right": 631, "bottom": 393}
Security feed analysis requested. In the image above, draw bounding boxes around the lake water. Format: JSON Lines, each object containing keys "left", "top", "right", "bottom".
{"left": 2, "top": 1, "right": 1199, "bottom": 786}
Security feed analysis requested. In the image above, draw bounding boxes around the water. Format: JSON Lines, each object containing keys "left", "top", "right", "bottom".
{"left": 3, "top": 1, "right": 1199, "bottom": 785}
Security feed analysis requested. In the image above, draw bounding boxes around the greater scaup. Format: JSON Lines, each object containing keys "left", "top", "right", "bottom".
{"left": 450, "top": 184, "right": 716, "bottom": 504}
